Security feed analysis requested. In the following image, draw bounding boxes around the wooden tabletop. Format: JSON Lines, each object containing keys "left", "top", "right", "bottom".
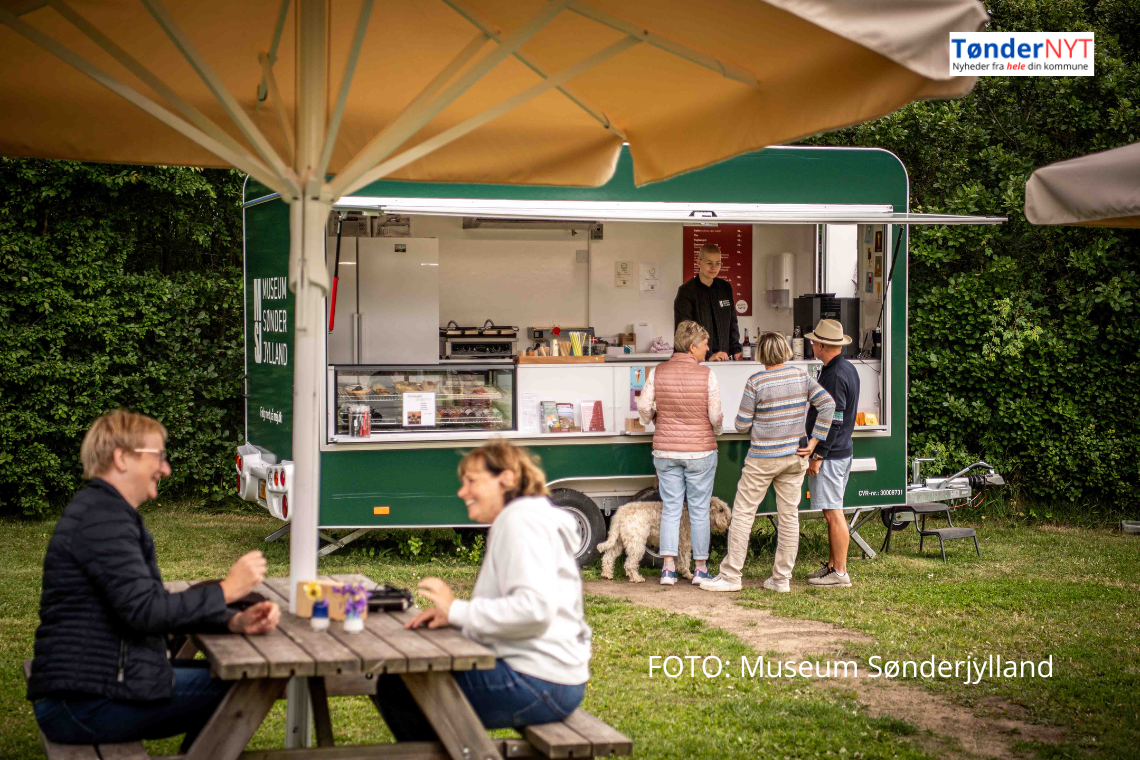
{"left": 164, "top": 574, "right": 496, "bottom": 681}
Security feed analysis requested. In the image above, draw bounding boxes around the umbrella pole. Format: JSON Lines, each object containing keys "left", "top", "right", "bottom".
{"left": 286, "top": 1, "right": 329, "bottom": 748}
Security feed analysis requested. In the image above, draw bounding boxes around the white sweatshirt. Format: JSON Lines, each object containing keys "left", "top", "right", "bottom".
{"left": 448, "top": 496, "right": 592, "bottom": 685}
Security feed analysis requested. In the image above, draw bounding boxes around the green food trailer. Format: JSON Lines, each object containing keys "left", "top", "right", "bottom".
{"left": 236, "top": 145, "right": 1003, "bottom": 563}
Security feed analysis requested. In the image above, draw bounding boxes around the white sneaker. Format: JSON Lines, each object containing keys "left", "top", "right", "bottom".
{"left": 762, "top": 577, "right": 791, "bottom": 593}
{"left": 699, "top": 575, "right": 742, "bottom": 592}
{"left": 807, "top": 568, "right": 852, "bottom": 587}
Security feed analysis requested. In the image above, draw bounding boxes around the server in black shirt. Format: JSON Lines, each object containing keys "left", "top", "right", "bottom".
{"left": 673, "top": 243, "right": 742, "bottom": 361}
{"left": 798, "top": 319, "right": 860, "bottom": 587}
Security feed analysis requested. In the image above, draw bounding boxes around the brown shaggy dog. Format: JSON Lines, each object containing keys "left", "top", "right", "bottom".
{"left": 597, "top": 497, "right": 731, "bottom": 582}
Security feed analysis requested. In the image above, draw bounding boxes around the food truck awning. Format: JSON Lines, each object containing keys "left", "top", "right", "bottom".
{"left": 334, "top": 197, "right": 1008, "bottom": 225}
{"left": 1025, "top": 142, "right": 1140, "bottom": 228}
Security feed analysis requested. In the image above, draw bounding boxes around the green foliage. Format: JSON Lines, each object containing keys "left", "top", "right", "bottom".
{"left": 0, "top": 159, "right": 246, "bottom": 516}
{"left": 344, "top": 528, "right": 486, "bottom": 565}
{"left": 807, "top": 0, "right": 1140, "bottom": 517}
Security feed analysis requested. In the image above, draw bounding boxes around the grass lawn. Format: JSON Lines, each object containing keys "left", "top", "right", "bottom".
{"left": 726, "top": 518, "right": 1140, "bottom": 759}
{"left": 1, "top": 502, "right": 1136, "bottom": 758}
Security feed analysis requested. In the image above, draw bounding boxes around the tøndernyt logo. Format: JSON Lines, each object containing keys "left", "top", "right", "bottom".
{"left": 949, "top": 32, "right": 1094, "bottom": 77}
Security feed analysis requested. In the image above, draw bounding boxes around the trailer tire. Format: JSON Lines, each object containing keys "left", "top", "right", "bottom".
{"left": 550, "top": 488, "right": 606, "bottom": 568}
{"left": 880, "top": 506, "right": 908, "bottom": 531}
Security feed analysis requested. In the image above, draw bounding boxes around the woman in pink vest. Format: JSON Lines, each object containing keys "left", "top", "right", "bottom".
{"left": 636, "top": 320, "right": 723, "bottom": 585}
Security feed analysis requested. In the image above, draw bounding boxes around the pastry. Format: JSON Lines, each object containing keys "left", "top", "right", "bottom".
{"left": 370, "top": 383, "right": 394, "bottom": 395}
{"left": 421, "top": 380, "right": 438, "bottom": 391}
{"left": 394, "top": 381, "right": 422, "bottom": 393}
{"left": 344, "top": 384, "right": 368, "bottom": 397}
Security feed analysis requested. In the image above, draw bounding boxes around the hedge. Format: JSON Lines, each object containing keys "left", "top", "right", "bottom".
{"left": 0, "top": 160, "right": 245, "bottom": 517}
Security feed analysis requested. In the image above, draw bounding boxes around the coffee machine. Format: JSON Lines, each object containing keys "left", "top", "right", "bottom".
{"left": 793, "top": 294, "right": 860, "bottom": 359}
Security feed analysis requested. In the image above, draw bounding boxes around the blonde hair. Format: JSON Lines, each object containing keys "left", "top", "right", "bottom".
{"left": 458, "top": 439, "right": 549, "bottom": 501}
{"left": 756, "top": 331, "right": 792, "bottom": 366}
{"left": 80, "top": 409, "right": 167, "bottom": 479}
{"left": 674, "top": 320, "right": 709, "bottom": 354}
{"left": 698, "top": 243, "right": 721, "bottom": 260}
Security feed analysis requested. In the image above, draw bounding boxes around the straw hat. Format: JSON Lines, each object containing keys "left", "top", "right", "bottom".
{"left": 805, "top": 319, "right": 852, "bottom": 346}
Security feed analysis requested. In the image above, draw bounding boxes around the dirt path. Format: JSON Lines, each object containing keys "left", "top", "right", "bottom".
{"left": 585, "top": 579, "right": 1067, "bottom": 759}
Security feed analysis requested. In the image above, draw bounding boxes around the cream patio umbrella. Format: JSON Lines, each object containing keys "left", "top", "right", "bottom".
{"left": 0, "top": 0, "right": 989, "bottom": 615}
{"left": 1025, "top": 142, "right": 1140, "bottom": 228}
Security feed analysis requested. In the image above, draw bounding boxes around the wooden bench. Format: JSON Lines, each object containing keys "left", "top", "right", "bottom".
{"left": 23, "top": 659, "right": 150, "bottom": 760}
{"left": 328, "top": 674, "right": 630, "bottom": 758}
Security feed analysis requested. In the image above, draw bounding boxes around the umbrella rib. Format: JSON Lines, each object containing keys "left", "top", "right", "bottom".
{"left": 259, "top": 52, "right": 295, "bottom": 165}
{"left": 256, "top": 0, "right": 291, "bottom": 110}
{"left": 316, "top": 0, "right": 373, "bottom": 183}
{"left": 0, "top": 6, "right": 290, "bottom": 197}
{"left": 442, "top": 0, "right": 626, "bottom": 140}
{"left": 140, "top": 0, "right": 300, "bottom": 197}
{"left": 568, "top": 2, "right": 759, "bottom": 89}
{"left": 45, "top": 0, "right": 278, "bottom": 184}
{"left": 330, "top": 0, "right": 572, "bottom": 199}
{"left": 326, "top": 30, "right": 487, "bottom": 199}
{"left": 339, "top": 35, "right": 640, "bottom": 197}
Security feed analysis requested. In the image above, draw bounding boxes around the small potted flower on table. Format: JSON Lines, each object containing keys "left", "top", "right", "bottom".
{"left": 304, "top": 581, "right": 330, "bottom": 631}
{"left": 337, "top": 582, "right": 371, "bottom": 634}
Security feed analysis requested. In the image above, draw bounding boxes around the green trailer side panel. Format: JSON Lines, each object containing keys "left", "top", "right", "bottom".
{"left": 318, "top": 435, "right": 903, "bottom": 527}
{"left": 244, "top": 199, "right": 295, "bottom": 459}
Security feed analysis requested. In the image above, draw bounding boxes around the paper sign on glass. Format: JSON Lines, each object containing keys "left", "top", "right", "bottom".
{"left": 403, "top": 392, "right": 436, "bottom": 426}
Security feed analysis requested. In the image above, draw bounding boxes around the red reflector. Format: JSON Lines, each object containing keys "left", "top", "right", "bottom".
{"left": 281, "top": 470, "right": 286, "bottom": 487}
{"left": 236, "top": 453, "right": 242, "bottom": 470}
{"left": 236, "top": 475, "right": 241, "bottom": 492}
{"left": 282, "top": 495, "right": 288, "bottom": 519}
{"left": 274, "top": 471, "right": 279, "bottom": 486}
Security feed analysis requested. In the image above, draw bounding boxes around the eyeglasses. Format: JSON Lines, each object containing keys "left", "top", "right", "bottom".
{"left": 132, "top": 448, "right": 169, "bottom": 463}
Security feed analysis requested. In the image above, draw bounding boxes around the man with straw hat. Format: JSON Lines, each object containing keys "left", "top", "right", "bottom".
{"left": 799, "top": 319, "right": 860, "bottom": 587}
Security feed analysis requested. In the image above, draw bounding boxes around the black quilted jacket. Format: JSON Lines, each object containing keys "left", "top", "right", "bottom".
{"left": 27, "top": 479, "right": 235, "bottom": 702}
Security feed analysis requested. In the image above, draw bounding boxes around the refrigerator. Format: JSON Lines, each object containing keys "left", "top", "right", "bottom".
{"left": 357, "top": 237, "right": 440, "bottom": 364}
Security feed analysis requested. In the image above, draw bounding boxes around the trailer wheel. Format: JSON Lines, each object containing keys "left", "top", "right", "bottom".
{"left": 627, "top": 487, "right": 664, "bottom": 569}
{"left": 550, "top": 488, "right": 606, "bottom": 567}
{"left": 880, "top": 506, "right": 908, "bottom": 531}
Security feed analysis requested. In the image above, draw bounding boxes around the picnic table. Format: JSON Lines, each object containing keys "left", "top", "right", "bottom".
{"left": 150, "top": 574, "right": 630, "bottom": 760}
{"left": 164, "top": 573, "right": 504, "bottom": 760}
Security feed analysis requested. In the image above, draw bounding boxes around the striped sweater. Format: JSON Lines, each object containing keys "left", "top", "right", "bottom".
{"left": 735, "top": 365, "right": 835, "bottom": 458}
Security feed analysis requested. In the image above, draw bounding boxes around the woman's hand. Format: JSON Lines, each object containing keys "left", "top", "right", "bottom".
{"left": 405, "top": 607, "right": 450, "bottom": 629}
{"left": 228, "top": 601, "right": 280, "bottom": 634}
{"left": 221, "top": 550, "right": 267, "bottom": 603}
{"left": 405, "top": 578, "right": 455, "bottom": 629}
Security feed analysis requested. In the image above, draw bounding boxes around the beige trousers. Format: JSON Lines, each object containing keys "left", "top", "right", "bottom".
{"left": 718, "top": 454, "right": 808, "bottom": 584}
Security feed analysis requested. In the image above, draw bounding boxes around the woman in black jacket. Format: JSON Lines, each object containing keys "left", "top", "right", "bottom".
{"left": 28, "top": 410, "right": 281, "bottom": 751}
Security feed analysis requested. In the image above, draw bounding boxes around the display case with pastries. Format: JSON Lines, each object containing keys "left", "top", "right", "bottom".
{"left": 329, "top": 364, "right": 515, "bottom": 439}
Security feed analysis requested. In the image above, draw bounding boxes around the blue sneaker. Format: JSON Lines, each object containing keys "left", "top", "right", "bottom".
{"left": 660, "top": 568, "right": 677, "bottom": 586}
{"left": 691, "top": 569, "right": 714, "bottom": 585}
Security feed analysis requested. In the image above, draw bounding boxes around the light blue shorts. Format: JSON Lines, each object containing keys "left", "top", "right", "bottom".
{"left": 809, "top": 456, "right": 852, "bottom": 510}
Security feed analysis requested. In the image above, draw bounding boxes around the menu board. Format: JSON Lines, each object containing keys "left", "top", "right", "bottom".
{"left": 682, "top": 224, "right": 753, "bottom": 316}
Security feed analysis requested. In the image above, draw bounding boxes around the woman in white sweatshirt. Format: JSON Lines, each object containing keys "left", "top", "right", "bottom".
{"left": 372, "top": 440, "right": 591, "bottom": 739}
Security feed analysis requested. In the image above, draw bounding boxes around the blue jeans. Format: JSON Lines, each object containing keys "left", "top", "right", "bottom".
{"left": 653, "top": 452, "right": 718, "bottom": 560}
{"left": 33, "top": 661, "right": 230, "bottom": 752}
{"left": 372, "top": 659, "right": 585, "bottom": 741}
